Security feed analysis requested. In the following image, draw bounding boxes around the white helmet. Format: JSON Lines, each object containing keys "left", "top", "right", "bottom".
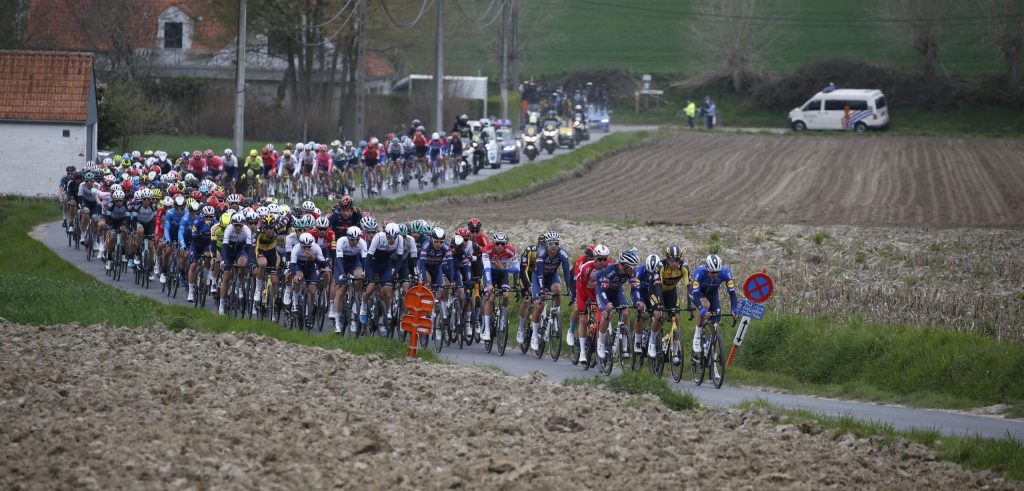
{"left": 299, "top": 232, "right": 315, "bottom": 246}
{"left": 360, "top": 215, "right": 378, "bottom": 231}
{"left": 705, "top": 254, "right": 723, "bottom": 273}
{"left": 453, "top": 235, "right": 465, "bottom": 247}
{"left": 370, "top": 137, "right": 379, "bottom": 145}
{"left": 646, "top": 254, "right": 662, "bottom": 272}
{"left": 302, "top": 201, "right": 315, "bottom": 212}
{"left": 112, "top": 189, "right": 126, "bottom": 200}
{"left": 244, "top": 208, "right": 258, "bottom": 221}
{"left": 315, "top": 216, "right": 330, "bottom": 229}
{"left": 431, "top": 132, "right": 440, "bottom": 140}
{"left": 347, "top": 226, "right": 362, "bottom": 239}
{"left": 189, "top": 200, "right": 201, "bottom": 211}
{"left": 296, "top": 143, "right": 305, "bottom": 151}
{"left": 331, "top": 139, "right": 341, "bottom": 147}
{"left": 173, "top": 195, "right": 185, "bottom": 207}
{"left": 162, "top": 196, "right": 173, "bottom": 207}
{"left": 267, "top": 204, "right": 281, "bottom": 215}
{"left": 224, "top": 148, "right": 233, "bottom": 155}
{"left": 431, "top": 227, "right": 445, "bottom": 240}
{"left": 257, "top": 206, "right": 269, "bottom": 217}
{"left": 384, "top": 222, "right": 400, "bottom": 238}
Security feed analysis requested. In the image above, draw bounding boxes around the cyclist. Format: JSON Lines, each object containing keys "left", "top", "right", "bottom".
{"left": 243, "top": 150, "right": 264, "bottom": 196}
{"left": 632, "top": 254, "right": 664, "bottom": 357}
{"left": 128, "top": 188, "right": 159, "bottom": 270}
{"left": 219, "top": 212, "right": 253, "bottom": 315}
{"left": 658, "top": 245, "right": 690, "bottom": 362}
{"left": 480, "top": 231, "right": 519, "bottom": 342}
{"left": 412, "top": 130, "right": 429, "bottom": 178}
{"left": 386, "top": 137, "right": 403, "bottom": 184}
{"left": 159, "top": 194, "right": 187, "bottom": 284}
{"left": 316, "top": 144, "right": 332, "bottom": 194}
{"left": 407, "top": 118, "right": 422, "bottom": 138}
{"left": 595, "top": 249, "right": 641, "bottom": 360}
{"left": 450, "top": 232, "right": 474, "bottom": 335}
{"left": 466, "top": 217, "right": 489, "bottom": 285}
{"left": 101, "top": 188, "right": 131, "bottom": 271}
{"left": 428, "top": 132, "right": 443, "bottom": 183}
{"left": 77, "top": 172, "right": 101, "bottom": 247}
{"left": 574, "top": 244, "right": 609, "bottom": 363}
{"left": 252, "top": 214, "right": 280, "bottom": 312}
{"left": 517, "top": 234, "right": 545, "bottom": 341}
{"left": 332, "top": 225, "right": 367, "bottom": 333}
{"left": 327, "top": 195, "right": 362, "bottom": 240}
{"left": 312, "top": 216, "right": 336, "bottom": 260}
{"left": 361, "top": 137, "right": 382, "bottom": 194}
{"left": 288, "top": 232, "right": 329, "bottom": 314}
{"left": 360, "top": 217, "right": 403, "bottom": 330}
{"left": 58, "top": 165, "right": 77, "bottom": 229}
{"left": 207, "top": 149, "right": 224, "bottom": 183}
{"left": 690, "top": 254, "right": 738, "bottom": 358}
{"left": 527, "top": 231, "right": 575, "bottom": 351}
{"left": 186, "top": 205, "right": 217, "bottom": 302}
{"left": 418, "top": 227, "right": 462, "bottom": 322}
{"left": 277, "top": 149, "right": 298, "bottom": 198}
{"left": 567, "top": 244, "right": 594, "bottom": 348}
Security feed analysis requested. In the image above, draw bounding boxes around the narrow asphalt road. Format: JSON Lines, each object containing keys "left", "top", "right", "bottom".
{"left": 38, "top": 223, "right": 1024, "bottom": 440}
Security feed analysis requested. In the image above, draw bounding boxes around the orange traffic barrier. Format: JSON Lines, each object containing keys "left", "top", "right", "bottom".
{"left": 401, "top": 284, "right": 435, "bottom": 357}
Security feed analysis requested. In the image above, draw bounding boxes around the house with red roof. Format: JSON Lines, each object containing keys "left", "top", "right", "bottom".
{"left": 0, "top": 50, "right": 98, "bottom": 196}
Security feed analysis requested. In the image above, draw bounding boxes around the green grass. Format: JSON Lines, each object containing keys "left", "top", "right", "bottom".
{"left": 0, "top": 198, "right": 435, "bottom": 362}
{"left": 117, "top": 134, "right": 277, "bottom": 156}
{"left": 407, "top": 0, "right": 1006, "bottom": 77}
{"left": 319, "top": 130, "right": 656, "bottom": 211}
{"left": 724, "top": 313, "right": 1024, "bottom": 411}
{"left": 735, "top": 398, "right": 1024, "bottom": 480}
{"left": 565, "top": 370, "right": 700, "bottom": 411}
{"left": 812, "top": 230, "right": 829, "bottom": 246}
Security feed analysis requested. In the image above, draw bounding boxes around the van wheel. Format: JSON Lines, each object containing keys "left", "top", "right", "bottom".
{"left": 792, "top": 121, "right": 806, "bottom": 132}
{"left": 854, "top": 122, "right": 867, "bottom": 133}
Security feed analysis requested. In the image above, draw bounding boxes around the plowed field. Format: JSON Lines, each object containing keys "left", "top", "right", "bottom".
{"left": 415, "top": 132, "right": 1024, "bottom": 228}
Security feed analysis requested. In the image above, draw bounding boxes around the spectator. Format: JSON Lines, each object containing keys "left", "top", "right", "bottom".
{"left": 684, "top": 100, "right": 697, "bottom": 129}
{"left": 704, "top": 96, "right": 717, "bottom": 129}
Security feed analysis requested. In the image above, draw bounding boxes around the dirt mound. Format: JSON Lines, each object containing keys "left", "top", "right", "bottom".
{"left": 414, "top": 131, "right": 1024, "bottom": 228}
{"left": 0, "top": 320, "right": 1014, "bottom": 489}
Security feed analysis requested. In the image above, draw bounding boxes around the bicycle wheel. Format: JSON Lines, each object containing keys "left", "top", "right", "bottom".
{"left": 670, "top": 330, "right": 684, "bottom": 383}
{"left": 631, "top": 330, "right": 646, "bottom": 372}
{"left": 618, "top": 327, "right": 631, "bottom": 372}
{"left": 112, "top": 241, "right": 123, "bottom": 282}
{"left": 83, "top": 227, "right": 93, "bottom": 262}
{"left": 599, "top": 331, "right": 616, "bottom": 376}
{"left": 534, "top": 318, "right": 547, "bottom": 359}
{"left": 711, "top": 333, "right": 725, "bottom": 389}
{"left": 649, "top": 332, "right": 666, "bottom": 378}
{"left": 431, "top": 308, "right": 444, "bottom": 353}
{"left": 691, "top": 329, "right": 707, "bottom": 386}
{"left": 496, "top": 308, "right": 509, "bottom": 356}
{"left": 548, "top": 313, "right": 562, "bottom": 362}
{"left": 519, "top": 322, "right": 531, "bottom": 355}
{"left": 454, "top": 302, "right": 464, "bottom": 350}
{"left": 170, "top": 261, "right": 181, "bottom": 299}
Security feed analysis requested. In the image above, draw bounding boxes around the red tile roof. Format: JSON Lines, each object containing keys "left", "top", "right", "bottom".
{"left": 24, "top": 0, "right": 230, "bottom": 53}
{"left": 0, "top": 50, "right": 94, "bottom": 122}
{"left": 366, "top": 52, "right": 396, "bottom": 79}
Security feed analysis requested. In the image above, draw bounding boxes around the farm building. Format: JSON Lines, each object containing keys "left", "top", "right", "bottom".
{"left": 0, "top": 50, "right": 98, "bottom": 197}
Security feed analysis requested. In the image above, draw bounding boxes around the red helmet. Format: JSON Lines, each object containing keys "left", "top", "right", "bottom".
{"left": 204, "top": 149, "right": 214, "bottom": 157}
{"left": 339, "top": 195, "right": 353, "bottom": 210}
{"left": 168, "top": 185, "right": 179, "bottom": 196}
{"left": 149, "top": 164, "right": 161, "bottom": 174}
{"left": 121, "top": 180, "right": 133, "bottom": 192}
{"left": 191, "top": 191, "right": 202, "bottom": 201}
{"left": 468, "top": 217, "right": 482, "bottom": 232}
{"left": 192, "top": 150, "right": 202, "bottom": 158}
{"left": 207, "top": 196, "right": 219, "bottom": 207}
{"left": 414, "top": 130, "right": 423, "bottom": 138}
{"left": 457, "top": 227, "right": 470, "bottom": 238}
{"left": 586, "top": 244, "right": 596, "bottom": 258}
{"left": 214, "top": 190, "right": 224, "bottom": 199}
{"left": 262, "top": 146, "right": 270, "bottom": 155}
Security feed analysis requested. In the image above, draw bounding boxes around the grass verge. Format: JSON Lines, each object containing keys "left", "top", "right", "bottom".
{"left": 324, "top": 130, "right": 656, "bottom": 211}
{"left": 117, "top": 134, "right": 275, "bottom": 156}
{"left": 735, "top": 398, "right": 1024, "bottom": 481}
{"left": 0, "top": 197, "right": 434, "bottom": 361}
{"left": 565, "top": 370, "right": 699, "bottom": 411}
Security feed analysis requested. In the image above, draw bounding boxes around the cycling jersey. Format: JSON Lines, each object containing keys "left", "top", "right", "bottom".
{"left": 531, "top": 246, "right": 575, "bottom": 299}
{"left": 518, "top": 246, "right": 538, "bottom": 289}
{"left": 660, "top": 262, "right": 690, "bottom": 290}
{"left": 178, "top": 210, "right": 197, "bottom": 249}
{"left": 313, "top": 229, "right": 336, "bottom": 258}
{"left": 417, "top": 242, "right": 455, "bottom": 286}
{"left": 278, "top": 156, "right": 298, "bottom": 175}
{"left": 482, "top": 244, "right": 519, "bottom": 288}
{"left": 595, "top": 263, "right": 635, "bottom": 310}
{"left": 189, "top": 218, "right": 215, "bottom": 259}
{"left": 163, "top": 208, "right": 186, "bottom": 244}
{"left": 690, "top": 265, "right": 738, "bottom": 313}
{"left": 255, "top": 229, "right": 278, "bottom": 252}
{"left": 289, "top": 243, "right": 328, "bottom": 284}
{"left": 631, "top": 264, "right": 663, "bottom": 308}
{"left": 327, "top": 208, "right": 362, "bottom": 239}
{"left": 221, "top": 224, "right": 253, "bottom": 263}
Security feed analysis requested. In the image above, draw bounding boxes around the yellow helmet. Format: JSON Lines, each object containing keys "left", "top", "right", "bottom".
{"left": 249, "top": 149, "right": 258, "bottom": 157}
{"left": 220, "top": 212, "right": 231, "bottom": 227}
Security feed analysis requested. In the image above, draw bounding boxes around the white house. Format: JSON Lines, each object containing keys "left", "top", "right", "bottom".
{"left": 0, "top": 50, "right": 98, "bottom": 197}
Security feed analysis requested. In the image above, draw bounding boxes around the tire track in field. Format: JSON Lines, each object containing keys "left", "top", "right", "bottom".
{"left": 413, "top": 132, "right": 1024, "bottom": 228}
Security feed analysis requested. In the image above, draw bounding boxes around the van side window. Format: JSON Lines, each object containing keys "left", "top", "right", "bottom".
{"left": 875, "top": 97, "right": 887, "bottom": 109}
{"left": 848, "top": 100, "right": 869, "bottom": 110}
{"left": 824, "top": 100, "right": 846, "bottom": 111}
{"left": 804, "top": 100, "right": 821, "bottom": 111}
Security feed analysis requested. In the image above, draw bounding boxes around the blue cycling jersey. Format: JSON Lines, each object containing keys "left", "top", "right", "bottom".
{"left": 163, "top": 208, "right": 186, "bottom": 243}
{"left": 595, "top": 263, "right": 634, "bottom": 292}
{"left": 417, "top": 242, "right": 454, "bottom": 281}
{"left": 689, "top": 265, "right": 738, "bottom": 310}
{"left": 531, "top": 247, "right": 575, "bottom": 296}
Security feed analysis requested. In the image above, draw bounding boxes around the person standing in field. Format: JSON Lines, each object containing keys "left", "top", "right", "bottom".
{"left": 704, "top": 96, "right": 717, "bottom": 129}
{"left": 843, "top": 103, "right": 851, "bottom": 131}
{"left": 685, "top": 100, "right": 697, "bottom": 129}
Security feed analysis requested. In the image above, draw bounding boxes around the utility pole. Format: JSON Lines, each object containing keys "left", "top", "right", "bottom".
{"left": 232, "top": 0, "right": 247, "bottom": 156}
{"left": 355, "top": 0, "right": 366, "bottom": 138}
{"left": 500, "top": 0, "right": 508, "bottom": 122}
{"left": 433, "top": 0, "right": 444, "bottom": 132}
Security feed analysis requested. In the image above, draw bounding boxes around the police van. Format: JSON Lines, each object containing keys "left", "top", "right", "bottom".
{"left": 787, "top": 88, "right": 889, "bottom": 133}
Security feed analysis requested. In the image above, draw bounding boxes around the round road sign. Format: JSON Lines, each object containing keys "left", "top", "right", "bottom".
{"left": 743, "top": 273, "right": 774, "bottom": 304}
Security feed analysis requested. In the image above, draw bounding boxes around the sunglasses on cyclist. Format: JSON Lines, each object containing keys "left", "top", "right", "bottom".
{"left": 595, "top": 256, "right": 608, "bottom": 262}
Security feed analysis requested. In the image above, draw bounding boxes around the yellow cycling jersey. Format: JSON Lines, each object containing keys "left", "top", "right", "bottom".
{"left": 660, "top": 264, "right": 689, "bottom": 290}
{"left": 256, "top": 230, "right": 278, "bottom": 252}
{"left": 211, "top": 223, "right": 225, "bottom": 246}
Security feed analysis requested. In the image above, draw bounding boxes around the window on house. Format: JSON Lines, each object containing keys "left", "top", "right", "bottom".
{"left": 62, "top": 130, "right": 70, "bottom": 137}
{"left": 164, "top": 22, "right": 183, "bottom": 49}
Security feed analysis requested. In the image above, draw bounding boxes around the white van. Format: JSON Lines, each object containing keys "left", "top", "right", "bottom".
{"left": 787, "top": 89, "right": 889, "bottom": 133}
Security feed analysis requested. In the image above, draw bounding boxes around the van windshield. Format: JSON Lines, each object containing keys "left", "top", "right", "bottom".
{"left": 803, "top": 100, "right": 821, "bottom": 111}
{"left": 875, "top": 97, "right": 887, "bottom": 109}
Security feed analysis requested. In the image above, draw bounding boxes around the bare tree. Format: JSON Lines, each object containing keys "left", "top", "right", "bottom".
{"left": 687, "top": 0, "right": 781, "bottom": 93}
{"left": 977, "top": 0, "right": 1023, "bottom": 86}
{"left": 878, "top": 0, "right": 955, "bottom": 79}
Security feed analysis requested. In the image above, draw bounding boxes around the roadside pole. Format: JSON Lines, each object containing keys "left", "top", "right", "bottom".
{"left": 232, "top": 0, "right": 247, "bottom": 156}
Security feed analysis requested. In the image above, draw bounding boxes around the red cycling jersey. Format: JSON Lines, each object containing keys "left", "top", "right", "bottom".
{"left": 189, "top": 157, "right": 207, "bottom": 175}
{"left": 314, "top": 229, "right": 336, "bottom": 253}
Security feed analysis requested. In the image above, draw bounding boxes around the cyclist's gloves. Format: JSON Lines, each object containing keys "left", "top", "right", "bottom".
{"left": 699, "top": 307, "right": 708, "bottom": 319}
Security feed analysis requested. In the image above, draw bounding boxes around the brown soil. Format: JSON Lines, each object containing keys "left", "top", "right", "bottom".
{"left": 412, "top": 132, "right": 1024, "bottom": 228}
{"left": 0, "top": 320, "right": 1016, "bottom": 490}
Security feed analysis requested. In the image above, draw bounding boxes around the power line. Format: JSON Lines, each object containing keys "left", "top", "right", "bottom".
{"left": 290, "top": 6, "right": 360, "bottom": 47}
{"left": 306, "top": 0, "right": 357, "bottom": 29}
{"left": 379, "top": 0, "right": 434, "bottom": 30}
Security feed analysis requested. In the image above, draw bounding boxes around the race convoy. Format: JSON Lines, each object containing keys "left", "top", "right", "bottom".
{"left": 55, "top": 111, "right": 739, "bottom": 386}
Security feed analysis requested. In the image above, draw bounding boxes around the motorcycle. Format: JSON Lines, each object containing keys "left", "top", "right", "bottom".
{"left": 457, "top": 153, "right": 471, "bottom": 180}
{"left": 541, "top": 122, "right": 558, "bottom": 155}
{"left": 471, "top": 136, "right": 485, "bottom": 174}
{"left": 573, "top": 114, "right": 590, "bottom": 142}
{"left": 522, "top": 126, "right": 539, "bottom": 161}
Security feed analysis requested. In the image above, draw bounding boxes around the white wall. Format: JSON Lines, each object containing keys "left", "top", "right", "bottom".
{"left": 0, "top": 123, "right": 88, "bottom": 197}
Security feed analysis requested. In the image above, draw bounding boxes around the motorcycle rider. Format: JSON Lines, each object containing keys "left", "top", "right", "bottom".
{"left": 451, "top": 113, "right": 472, "bottom": 138}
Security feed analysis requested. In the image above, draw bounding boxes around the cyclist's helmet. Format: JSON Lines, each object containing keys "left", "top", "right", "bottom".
{"left": 231, "top": 212, "right": 244, "bottom": 224}
{"left": 315, "top": 216, "right": 330, "bottom": 230}
{"left": 453, "top": 235, "right": 465, "bottom": 247}
{"left": 457, "top": 227, "right": 470, "bottom": 238}
{"left": 301, "top": 200, "right": 315, "bottom": 213}
{"left": 202, "top": 205, "right": 216, "bottom": 217}
{"left": 431, "top": 227, "right": 446, "bottom": 241}
{"left": 664, "top": 245, "right": 682, "bottom": 261}
{"left": 267, "top": 203, "right": 281, "bottom": 215}
{"left": 411, "top": 118, "right": 421, "bottom": 126}
{"left": 593, "top": 244, "right": 610, "bottom": 258}
{"left": 705, "top": 254, "right": 723, "bottom": 273}
{"left": 398, "top": 223, "right": 409, "bottom": 235}
{"left": 360, "top": 215, "right": 378, "bottom": 231}
{"left": 347, "top": 226, "right": 362, "bottom": 239}
{"left": 431, "top": 132, "right": 440, "bottom": 140}
{"left": 492, "top": 231, "right": 508, "bottom": 244}
{"left": 619, "top": 250, "right": 640, "bottom": 267}
{"left": 384, "top": 222, "right": 400, "bottom": 238}
{"left": 314, "top": 207, "right": 321, "bottom": 216}
{"left": 331, "top": 139, "right": 341, "bottom": 147}
{"left": 585, "top": 244, "right": 596, "bottom": 259}
{"left": 537, "top": 234, "right": 547, "bottom": 246}
{"left": 256, "top": 206, "right": 268, "bottom": 218}
{"left": 544, "top": 230, "right": 560, "bottom": 245}
{"left": 227, "top": 194, "right": 242, "bottom": 204}
{"left": 65, "top": 165, "right": 76, "bottom": 173}
{"left": 459, "top": 114, "right": 468, "bottom": 122}
{"left": 112, "top": 189, "right": 126, "bottom": 201}
{"left": 344, "top": 140, "right": 353, "bottom": 147}
{"left": 244, "top": 208, "right": 258, "bottom": 222}
{"left": 646, "top": 254, "right": 662, "bottom": 272}
{"left": 468, "top": 217, "right": 482, "bottom": 232}
{"left": 299, "top": 233, "right": 314, "bottom": 247}
{"left": 173, "top": 195, "right": 185, "bottom": 207}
